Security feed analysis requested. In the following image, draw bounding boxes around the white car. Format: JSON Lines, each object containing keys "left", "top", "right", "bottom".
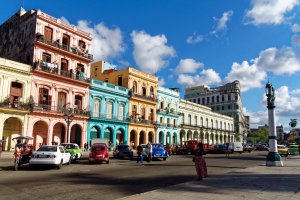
{"left": 29, "top": 145, "right": 71, "bottom": 169}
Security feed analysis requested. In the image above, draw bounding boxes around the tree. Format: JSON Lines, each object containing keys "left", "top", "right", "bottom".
{"left": 251, "top": 127, "right": 269, "bottom": 142}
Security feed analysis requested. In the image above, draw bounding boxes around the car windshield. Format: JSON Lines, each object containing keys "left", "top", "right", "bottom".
{"left": 152, "top": 144, "right": 163, "bottom": 149}
{"left": 92, "top": 146, "right": 105, "bottom": 151}
{"left": 117, "top": 145, "right": 129, "bottom": 150}
{"left": 37, "top": 146, "right": 57, "bottom": 152}
{"left": 65, "top": 144, "right": 77, "bottom": 149}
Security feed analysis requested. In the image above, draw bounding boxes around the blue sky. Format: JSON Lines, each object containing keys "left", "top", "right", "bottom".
{"left": 1, "top": 0, "right": 300, "bottom": 130}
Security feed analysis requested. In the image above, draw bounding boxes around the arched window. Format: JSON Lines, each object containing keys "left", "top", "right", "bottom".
{"left": 142, "top": 83, "right": 147, "bottom": 96}
{"left": 141, "top": 106, "right": 146, "bottom": 119}
{"left": 211, "top": 119, "right": 213, "bottom": 128}
{"left": 132, "top": 81, "right": 137, "bottom": 93}
{"left": 118, "top": 104, "right": 124, "bottom": 120}
{"left": 216, "top": 120, "right": 218, "bottom": 129}
{"left": 75, "top": 95, "right": 82, "bottom": 110}
{"left": 106, "top": 102, "right": 113, "bottom": 119}
{"left": 150, "top": 86, "right": 154, "bottom": 95}
{"left": 57, "top": 92, "right": 67, "bottom": 111}
{"left": 93, "top": 99, "right": 100, "bottom": 117}
{"left": 201, "top": 117, "right": 203, "bottom": 127}
{"left": 188, "top": 114, "right": 192, "bottom": 125}
{"left": 194, "top": 116, "right": 197, "bottom": 126}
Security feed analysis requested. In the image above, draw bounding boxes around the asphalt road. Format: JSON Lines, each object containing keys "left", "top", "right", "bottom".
{"left": 0, "top": 151, "right": 268, "bottom": 200}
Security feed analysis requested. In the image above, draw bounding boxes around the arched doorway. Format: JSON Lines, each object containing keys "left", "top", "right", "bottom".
{"left": 180, "top": 130, "right": 186, "bottom": 145}
{"left": 116, "top": 128, "right": 124, "bottom": 145}
{"left": 211, "top": 134, "right": 215, "bottom": 145}
{"left": 159, "top": 131, "right": 164, "bottom": 144}
{"left": 215, "top": 134, "right": 219, "bottom": 144}
{"left": 139, "top": 131, "right": 145, "bottom": 144}
{"left": 104, "top": 127, "right": 113, "bottom": 143}
{"left": 200, "top": 132, "right": 204, "bottom": 143}
{"left": 53, "top": 122, "right": 65, "bottom": 145}
{"left": 71, "top": 124, "right": 82, "bottom": 147}
{"left": 205, "top": 132, "right": 209, "bottom": 144}
{"left": 166, "top": 132, "right": 171, "bottom": 145}
{"left": 172, "top": 132, "right": 177, "bottom": 145}
{"left": 148, "top": 131, "right": 154, "bottom": 143}
{"left": 33, "top": 120, "right": 48, "bottom": 150}
{"left": 90, "top": 126, "right": 100, "bottom": 139}
{"left": 3, "top": 117, "right": 23, "bottom": 151}
{"left": 187, "top": 130, "right": 192, "bottom": 140}
{"left": 130, "top": 130, "right": 136, "bottom": 148}
{"left": 220, "top": 134, "right": 223, "bottom": 144}
{"left": 194, "top": 131, "right": 199, "bottom": 140}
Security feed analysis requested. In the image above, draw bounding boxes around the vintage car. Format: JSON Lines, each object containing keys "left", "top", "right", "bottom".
{"left": 243, "top": 144, "right": 254, "bottom": 153}
{"left": 89, "top": 143, "right": 110, "bottom": 164}
{"left": 61, "top": 143, "right": 82, "bottom": 161}
{"left": 29, "top": 145, "right": 71, "bottom": 169}
{"left": 288, "top": 144, "right": 299, "bottom": 155}
{"left": 151, "top": 143, "right": 168, "bottom": 160}
{"left": 209, "top": 144, "right": 228, "bottom": 154}
{"left": 113, "top": 144, "right": 133, "bottom": 159}
{"left": 277, "top": 145, "right": 289, "bottom": 157}
{"left": 164, "top": 145, "right": 173, "bottom": 156}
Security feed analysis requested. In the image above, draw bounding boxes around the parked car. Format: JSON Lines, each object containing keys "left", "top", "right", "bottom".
{"left": 277, "top": 145, "right": 289, "bottom": 157}
{"left": 89, "top": 143, "right": 110, "bottom": 164}
{"left": 113, "top": 144, "right": 133, "bottom": 159}
{"left": 29, "top": 145, "right": 71, "bottom": 169}
{"left": 209, "top": 144, "right": 227, "bottom": 154}
{"left": 228, "top": 142, "right": 243, "bottom": 154}
{"left": 164, "top": 145, "right": 172, "bottom": 156}
{"left": 151, "top": 143, "right": 168, "bottom": 160}
{"left": 288, "top": 144, "right": 299, "bottom": 155}
{"left": 243, "top": 144, "right": 254, "bottom": 153}
{"left": 61, "top": 143, "right": 82, "bottom": 161}
{"left": 255, "top": 143, "right": 269, "bottom": 151}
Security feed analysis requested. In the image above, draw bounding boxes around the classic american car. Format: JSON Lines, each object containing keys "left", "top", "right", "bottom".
{"left": 277, "top": 145, "right": 289, "bottom": 157}
{"left": 113, "top": 144, "right": 133, "bottom": 159}
{"left": 151, "top": 143, "right": 168, "bottom": 160}
{"left": 61, "top": 143, "right": 82, "bottom": 161}
{"left": 89, "top": 143, "right": 110, "bottom": 164}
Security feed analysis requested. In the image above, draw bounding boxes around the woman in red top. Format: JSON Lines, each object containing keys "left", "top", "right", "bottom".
{"left": 194, "top": 142, "right": 207, "bottom": 180}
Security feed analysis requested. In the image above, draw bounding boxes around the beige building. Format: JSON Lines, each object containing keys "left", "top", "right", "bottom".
{"left": 0, "top": 58, "right": 32, "bottom": 151}
{"left": 91, "top": 61, "right": 158, "bottom": 148}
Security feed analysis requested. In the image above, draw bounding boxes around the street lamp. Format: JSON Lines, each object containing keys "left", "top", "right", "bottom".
{"left": 265, "top": 82, "right": 283, "bottom": 166}
{"left": 64, "top": 107, "right": 74, "bottom": 143}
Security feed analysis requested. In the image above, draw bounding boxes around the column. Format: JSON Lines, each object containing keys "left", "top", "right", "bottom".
{"left": 124, "top": 128, "right": 128, "bottom": 145}
{"left": 113, "top": 127, "right": 117, "bottom": 147}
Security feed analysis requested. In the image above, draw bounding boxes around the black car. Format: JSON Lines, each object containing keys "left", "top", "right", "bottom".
{"left": 113, "top": 145, "right": 133, "bottom": 159}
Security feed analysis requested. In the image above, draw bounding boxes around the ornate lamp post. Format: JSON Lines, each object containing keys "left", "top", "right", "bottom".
{"left": 64, "top": 106, "right": 74, "bottom": 143}
{"left": 265, "top": 82, "right": 283, "bottom": 166}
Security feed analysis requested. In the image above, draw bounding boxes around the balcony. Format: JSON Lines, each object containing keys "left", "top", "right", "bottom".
{"left": 157, "top": 108, "right": 180, "bottom": 115}
{"left": 130, "top": 92, "right": 157, "bottom": 103}
{"left": 0, "top": 102, "right": 30, "bottom": 111}
{"left": 90, "top": 112, "right": 130, "bottom": 122}
{"left": 155, "top": 123, "right": 180, "bottom": 128}
{"left": 33, "top": 61, "right": 90, "bottom": 83}
{"left": 31, "top": 104, "right": 90, "bottom": 117}
{"left": 129, "top": 118, "right": 155, "bottom": 125}
{"left": 36, "top": 34, "right": 93, "bottom": 61}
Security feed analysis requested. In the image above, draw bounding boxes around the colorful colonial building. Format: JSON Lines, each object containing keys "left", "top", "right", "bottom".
{"left": 0, "top": 9, "right": 93, "bottom": 149}
{"left": 156, "top": 86, "right": 180, "bottom": 145}
{"left": 88, "top": 78, "right": 130, "bottom": 148}
{"left": 179, "top": 100, "right": 235, "bottom": 145}
{"left": 0, "top": 58, "right": 32, "bottom": 151}
{"left": 91, "top": 61, "right": 158, "bottom": 148}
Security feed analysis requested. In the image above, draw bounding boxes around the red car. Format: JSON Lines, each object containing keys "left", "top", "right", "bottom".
{"left": 89, "top": 144, "right": 110, "bottom": 164}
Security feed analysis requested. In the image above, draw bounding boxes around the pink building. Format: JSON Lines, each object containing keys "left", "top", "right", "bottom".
{"left": 0, "top": 9, "right": 93, "bottom": 149}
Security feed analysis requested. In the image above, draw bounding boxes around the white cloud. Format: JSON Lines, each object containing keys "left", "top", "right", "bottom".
{"left": 290, "top": 89, "right": 300, "bottom": 95}
{"left": 292, "top": 35, "right": 300, "bottom": 47}
{"left": 186, "top": 33, "right": 204, "bottom": 44}
{"left": 59, "top": 16, "right": 70, "bottom": 24}
{"left": 158, "top": 77, "right": 166, "bottom": 86}
{"left": 131, "top": 30, "right": 175, "bottom": 74}
{"left": 175, "top": 59, "right": 204, "bottom": 74}
{"left": 254, "top": 47, "right": 300, "bottom": 75}
{"left": 77, "top": 20, "right": 125, "bottom": 61}
{"left": 211, "top": 10, "right": 233, "bottom": 35}
{"left": 245, "top": 0, "right": 299, "bottom": 25}
{"left": 225, "top": 61, "right": 267, "bottom": 92}
{"left": 243, "top": 107, "right": 268, "bottom": 128}
{"left": 291, "top": 23, "right": 300, "bottom": 32}
{"left": 177, "top": 69, "right": 221, "bottom": 87}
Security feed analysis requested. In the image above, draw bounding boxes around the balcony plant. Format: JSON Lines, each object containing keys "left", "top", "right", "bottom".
{"left": 0, "top": 96, "right": 10, "bottom": 107}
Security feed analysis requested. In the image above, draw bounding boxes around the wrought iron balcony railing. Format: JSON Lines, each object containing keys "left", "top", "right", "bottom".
{"left": 31, "top": 104, "right": 90, "bottom": 117}
{"left": 130, "top": 92, "right": 157, "bottom": 102}
{"left": 90, "top": 112, "right": 130, "bottom": 122}
{"left": 129, "top": 118, "right": 155, "bottom": 125}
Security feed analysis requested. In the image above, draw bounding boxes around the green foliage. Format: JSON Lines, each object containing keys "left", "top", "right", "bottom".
{"left": 295, "top": 137, "right": 300, "bottom": 145}
{"left": 251, "top": 127, "right": 269, "bottom": 142}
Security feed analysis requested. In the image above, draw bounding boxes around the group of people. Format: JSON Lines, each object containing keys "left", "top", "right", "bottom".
{"left": 136, "top": 142, "right": 152, "bottom": 164}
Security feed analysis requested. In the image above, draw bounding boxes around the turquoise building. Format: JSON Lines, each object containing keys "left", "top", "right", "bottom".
{"left": 88, "top": 79, "right": 130, "bottom": 147}
{"left": 156, "top": 87, "right": 180, "bottom": 145}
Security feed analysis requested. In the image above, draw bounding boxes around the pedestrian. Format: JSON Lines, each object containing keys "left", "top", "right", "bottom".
{"left": 226, "top": 143, "right": 230, "bottom": 158}
{"left": 147, "top": 142, "right": 152, "bottom": 162}
{"left": 84, "top": 143, "right": 88, "bottom": 152}
{"left": 193, "top": 142, "right": 207, "bottom": 180}
{"left": 136, "top": 145, "right": 143, "bottom": 164}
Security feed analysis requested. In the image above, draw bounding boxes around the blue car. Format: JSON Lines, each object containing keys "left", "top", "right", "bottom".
{"left": 151, "top": 143, "right": 168, "bottom": 160}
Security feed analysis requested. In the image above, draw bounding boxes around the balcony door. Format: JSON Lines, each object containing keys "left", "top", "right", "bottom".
{"left": 57, "top": 92, "right": 67, "bottom": 111}
{"left": 39, "top": 88, "right": 51, "bottom": 106}
{"left": 44, "top": 26, "right": 53, "bottom": 41}
{"left": 75, "top": 95, "right": 82, "bottom": 110}
{"left": 118, "top": 104, "right": 124, "bottom": 120}
{"left": 10, "top": 82, "right": 23, "bottom": 106}
{"left": 106, "top": 102, "right": 113, "bottom": 119}
{"left": 60, "top": 59, "right": 68, "bottom": 75}
{"left": 62, "top": 34, "right": 70, "bottom": 50}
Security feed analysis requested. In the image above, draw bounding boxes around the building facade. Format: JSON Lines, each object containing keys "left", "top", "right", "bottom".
{"left": 0, "top": 9, "right": 93, "bottom": 149}
{"left": 184, "top": 80, "right": 248, "bottom": 142}
{"left": 91, "top": 61, "right": 158, "bottom": 148}
{"left": 179, "top": 100, "right": 235, "bottom": 145}
{"left": 88, "top": 79, "right": 130, "bottom": 147}
{"left": 156, "top": 87, "right": 180, "bottom": 145}
{"left": 0, "top": 58, "right": 32, "bottom": 151}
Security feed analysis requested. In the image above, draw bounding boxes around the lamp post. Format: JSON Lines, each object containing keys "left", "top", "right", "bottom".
{"left": 265, "top": 82, "right": 283, "bottom": 166}
{"left": 64, "top": 107, "right": 74, "bottom": 143}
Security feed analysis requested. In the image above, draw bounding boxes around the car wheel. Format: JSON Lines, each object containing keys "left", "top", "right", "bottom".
{"left": 163, "top": 157, "right": 167, "bottom": 161}
{"left": 106, "top": 160, "right": 109, "bottom": 164}
{"left": 57, "top": 160, "right": 63, "bottom": 169}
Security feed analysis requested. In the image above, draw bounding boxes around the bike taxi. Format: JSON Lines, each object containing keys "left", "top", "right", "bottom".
{"left": 12, "top": 136, "right": 34, "bottom": 171}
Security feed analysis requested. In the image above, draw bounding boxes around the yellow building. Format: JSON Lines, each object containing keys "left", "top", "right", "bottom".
{"left": 91, "top": 61, "right": 158, "bottom": 148}
{"left": 0, "top": 57, "right": 32, "bottom": 151}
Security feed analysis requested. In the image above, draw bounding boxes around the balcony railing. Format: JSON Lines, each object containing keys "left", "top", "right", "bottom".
{"left": 36, "top": 34, "right": 93, "bottom": 60}
{"left": 129, "top": 118, "right": 155, "bottom": 125}
{"left": 0, "top": 102, "right": 30, "bottom": 111}
{"left": 33, "top": 61, "right": 90, "bottom": 83}
{"left": 31, "top": 104, "right": 90, "bottom": 117}
{"left": 90, "top": 112, "right": 130, "bottom": 122}
{"left": 155, "top": 123, "right": 180, "bottom": 128}
{"left": 130, "top": 92, "right": 157, "bottom": 102}
{"left": 157, "top": 108, "right": 180, "bottom": 115}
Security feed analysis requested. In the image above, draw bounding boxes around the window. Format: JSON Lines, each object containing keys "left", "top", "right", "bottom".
{"left": 39, "top": 88, "right": 51, "bottom": 105}
{"left": 61, "top": 59, "right": 68, "bottom": 72}
{"left": 78, "top": 40, "right": 86, "bottom": 49}
{"left": 141, "top": 106, "right": 146, "bottom": 119}
{"left": 10, "top": 82, "right": 23, "bottom": 105}
{"left": 132, "top": 81, "right": 137, "bottom": 93}
{"left": 76, "top": 63, "right": 85, "bottom": 77}
{"left": 75, "top": 95, "right": 82, "bottom": 110}
{"left": 212, "top": 96, "right": 214, "bottom": 103}
{"left": 62, "top": 34, "right": 70, "bottom": 48}
{"left": 106, "top": 102, "right": 113, "bottom": 119}
{"left": 217, "top": 96, "right": 219, "bottom": 102}
{"left": 160, "top": 100, "right": 164, "bottom": 109}
{"left": 150, "top": 86, "right": 154, "bottom": 96}
{"left": 235, "top": 95, "right": 238, "bottom": 101}
{"left": 197, "top": 98, "right": 200, "bottom": 104}
{"left": 93, "top": 99, "right": 100, "bottom": 117}
{"left": 118, "top": 76, "right": 122, "bottom": 86}
{"left": 222, "top": 95, "right": 225, "bottom": 102}
{"left": 118, "top": 104, "right": 124, "bottom": 120}
{"left": 222, "top": 106, "right": 224, "bottom": 110}
{"left": 228, "top": 105, "right": 231, "bottom": 110}
{"left": 236, "top": 104, "right": 239, "bottom": 109}
{"left": 142, "top": 84, "right": 146, "bottom": 96}
{"left": 216, "top": 106, "right": 219, "bottom": 111}
{"left": 44, "top": 26, "right": 53, "bottom": 40}
{"left": 174, "top": 119, "right": 176, "bottom": 126}
{"left": 149, "top": 108, "right": 154, "bottom": 121}
{"left": 201, "top": 117, "right": 203, "bottom": 126}
{"left": 228, "top": 94, "right": 231, "bottom": 101}
{"left": 193, "top": 99, "right": 196, "bottom": 103}
{"left": 194, "top": 116, "right": 197, "bottom": 125}
{"left": 202, "top": 98, "right": 205, "bottom": 104}
{"left": 42, "top": 52, "right": 51, "bottom": 63}
{"left": 207, "top": 97, "right": 210, "bottom": 104}
{"left": 188, "top": 114, "right": 192, "bottom": 125}
{"left": 57, "top": 92, "right": 66, "bottom": 111}
{"left": 160, "top": 117, "right": 163, "bottom": 123}
{"left": 132, "top": 105, "right": 137, "bottom": 117}
{"left": 167, "top": 118, "right": 170, "bottom": 125}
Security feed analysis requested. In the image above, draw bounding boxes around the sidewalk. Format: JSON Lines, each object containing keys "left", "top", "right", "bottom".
{"left": 118, "top": 155, "right": 300, "bottom": 200}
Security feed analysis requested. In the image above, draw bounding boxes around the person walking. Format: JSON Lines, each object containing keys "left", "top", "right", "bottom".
{"left": 147, "top": 142, "right": 152, "bottom": 162}
{"left": 226, "top": 143, "right": 230, "bottom": 158}
{"left": 136, "top": 145, "right": 143, "bottom": 164}
{"left": 194, "top": 142, "right": 207, "bottom": 180}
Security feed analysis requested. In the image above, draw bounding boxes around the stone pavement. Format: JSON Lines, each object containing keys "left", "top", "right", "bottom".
{"left": 118, "top": 155, "right": 300, "bottom": 200}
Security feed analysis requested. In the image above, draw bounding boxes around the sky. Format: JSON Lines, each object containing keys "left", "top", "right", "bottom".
{"left": 1, "top": 0, "right": 300, "bottom": 131}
